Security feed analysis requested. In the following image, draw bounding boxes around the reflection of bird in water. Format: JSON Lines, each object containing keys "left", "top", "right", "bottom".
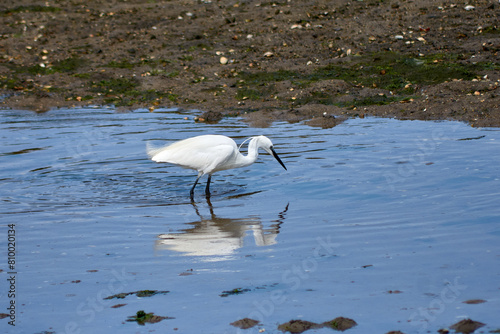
{"left": 147, "top": 135, "right": 287, "bottom": 200}
{"left": 155, "top": 200, "right": 289, "bottom": 259}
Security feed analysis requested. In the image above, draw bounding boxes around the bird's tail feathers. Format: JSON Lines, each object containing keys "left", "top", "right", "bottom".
{"left": 146, "top": 141, "right": 163, "bottom": 159}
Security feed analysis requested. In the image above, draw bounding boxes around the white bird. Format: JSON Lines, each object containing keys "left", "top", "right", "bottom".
{"left": 147, "top": 135, "right": 287, "bottom": 200}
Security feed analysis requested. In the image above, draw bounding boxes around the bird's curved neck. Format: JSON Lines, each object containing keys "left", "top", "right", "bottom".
{"left": 236, "top": 137, "right": 259, "bottom": 167}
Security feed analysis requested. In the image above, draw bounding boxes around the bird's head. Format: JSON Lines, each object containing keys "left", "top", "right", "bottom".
{"left": 256, "top": 135, "right": 287, "bottom": 170}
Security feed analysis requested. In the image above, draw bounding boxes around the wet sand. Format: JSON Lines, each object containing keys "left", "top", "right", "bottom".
{"left": 0, "top": 0, "right": 499, "bottom": 128}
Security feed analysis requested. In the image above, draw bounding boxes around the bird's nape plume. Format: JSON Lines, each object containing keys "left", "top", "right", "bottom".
{"left": 238, "top": 137, "right": 253, "bottom": 151}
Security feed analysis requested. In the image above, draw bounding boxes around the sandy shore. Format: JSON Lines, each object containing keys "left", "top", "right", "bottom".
{"left": 1, "top": 0, "right": 499, "bottom": 127}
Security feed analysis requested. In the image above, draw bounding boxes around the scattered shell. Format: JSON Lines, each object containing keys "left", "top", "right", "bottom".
{"left": 220, "top": 56, "right": 228, "bottom": 65}
{"left": 290, "top": 24, "right": 302, "bottom": 29}
{"left": 263, "top": 51, "right": 274, "bottom": 57}
{"left": 464, "top": 5, "right": 475, "bottom": 11}
{"left": 417, "top": 37, "right": 426, "bottom": 42}
{"left": 395, "top": 35, "right": 404, "bottom": 40}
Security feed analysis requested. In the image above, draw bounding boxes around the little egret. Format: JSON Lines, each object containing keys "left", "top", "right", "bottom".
{"left": 147, "top": 135, "right": 287, "bottom": 200}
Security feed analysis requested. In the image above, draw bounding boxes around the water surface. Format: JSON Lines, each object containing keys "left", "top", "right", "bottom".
{"left": 1, "top": 108, "right": 499, "bottom": 333}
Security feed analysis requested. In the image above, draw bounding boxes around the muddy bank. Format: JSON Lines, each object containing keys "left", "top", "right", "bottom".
{"left": 0, "top": 0, "right": 499, "bottom": 126}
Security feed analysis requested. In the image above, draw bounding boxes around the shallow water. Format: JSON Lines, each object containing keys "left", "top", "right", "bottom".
{"left": 1, "top": 108, "right": 499, "bottom": 334}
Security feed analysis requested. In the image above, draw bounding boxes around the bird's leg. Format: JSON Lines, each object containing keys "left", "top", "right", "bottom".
{"left": 190, "top": 174, "right": 202, "bottom": 201}
{"left": 205, "top": 174, "right": 211, "bottom": 197}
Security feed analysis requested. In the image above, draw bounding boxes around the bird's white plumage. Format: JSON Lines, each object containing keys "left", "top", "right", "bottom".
{"left": 147, "top": 134, "right": 286, "bottom": 199}
{"left": 148, "top": 135, "right": 239, "bottom": 174}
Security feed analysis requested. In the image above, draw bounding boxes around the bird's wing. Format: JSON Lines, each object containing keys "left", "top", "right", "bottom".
{"left": 200, "top": 144, "right": 237, "bottom": 174}
{"left": 148, "top": 136, "right": 237, "bottom": 174}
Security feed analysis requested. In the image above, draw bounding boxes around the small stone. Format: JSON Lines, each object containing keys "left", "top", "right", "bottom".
{"left": 230, "top": 318, "right": 259, "bottom": 329}
{"left": 463, "top": 299, "right": 486, "bottom": 304}
{"left": 450, "top": 319, "right": 485, "bottom": 334}
{"left": 263, "top": 51, "right": 274, "bottom": 57}
{"left": 323, "top": 317, "right": 357, "bottom": 331}
{"left": 464, "top": 5, "right": 475, "bottom": 10}
{"left": 220, "top": 56, "right": 228, "bottom": 65}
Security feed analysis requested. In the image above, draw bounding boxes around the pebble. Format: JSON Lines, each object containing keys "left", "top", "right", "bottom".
{"left": 464, "top": 5, "right": 475, "bottom": 11}
{"left": 395, "top": 35, "right": 404, "bottom": 40}
{"left": 263, "top": 51, "right": 274, "bottom": 57}
{"left": 220, "top": 56, "right": 228, "bottom": 65}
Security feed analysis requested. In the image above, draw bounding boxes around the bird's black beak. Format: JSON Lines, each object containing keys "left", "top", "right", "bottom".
{"left": 270, "top": 147, "right": 287, "bottom": 170}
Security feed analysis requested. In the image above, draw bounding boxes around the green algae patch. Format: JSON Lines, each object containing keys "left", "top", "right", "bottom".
{"left": 278, "top": 317, "right": 357, "bottom": 333}
{"left": 104, "top": 290, "right": 169, "bottom": 300}
{"left": 322, "top": 317, "right": 358, "bottom": 331}
{"left": 220, "top": 287, "right": 251, "bottom": 297}
{"left": 1, "top": 5, "right": 61, "bottom": 15}
{"left": 126, "top": 310, "right": 174, "bottom": 326}
{"left": 236, "top": 51, "right": 495, "bottom": 108}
